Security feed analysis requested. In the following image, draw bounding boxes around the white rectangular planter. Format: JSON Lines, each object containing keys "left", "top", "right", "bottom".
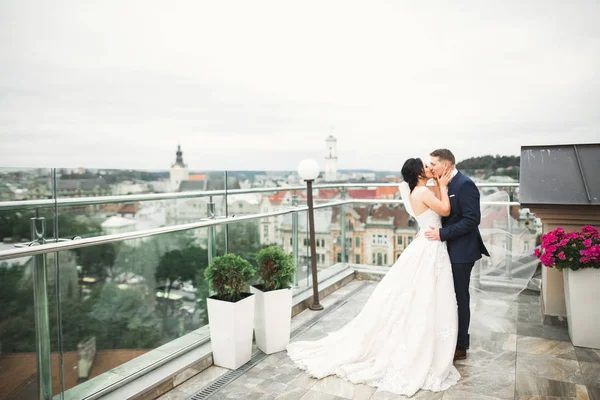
{"left": 563, "top": 268, "right": 600, "bottom": 349}
{"left": 207, "top": 293, "right": 255, "bottom": 369}
{"left": 250, "top": 285, "right": 293, "bottom": 354}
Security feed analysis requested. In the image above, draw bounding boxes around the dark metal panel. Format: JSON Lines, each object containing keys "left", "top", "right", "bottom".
{"left": 576, "top": 144, "right": 600, "bottom": 204}
{"left": 520, "top": 144, "right": 600, "bottom": 205}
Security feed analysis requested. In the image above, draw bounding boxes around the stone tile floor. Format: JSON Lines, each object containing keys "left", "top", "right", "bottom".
{"left": 159, "top": 280, "right": 600, "bottom": 400}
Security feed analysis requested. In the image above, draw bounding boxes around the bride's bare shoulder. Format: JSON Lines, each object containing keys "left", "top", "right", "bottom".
{"left": 411, "top": 186, "right": 429, "bottom": 198}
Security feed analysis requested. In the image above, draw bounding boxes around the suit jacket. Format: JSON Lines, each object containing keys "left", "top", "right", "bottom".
{"left": 440, "top": 171, "right": 490, "bottom": 264}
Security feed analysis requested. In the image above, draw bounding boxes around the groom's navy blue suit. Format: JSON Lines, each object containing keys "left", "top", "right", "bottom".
{"left": 440, "top": 170, "right": 489, "bottom": 351}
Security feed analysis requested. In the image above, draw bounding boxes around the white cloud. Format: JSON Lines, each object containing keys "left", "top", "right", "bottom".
{"left": 1, "top": 0, "right": 599, "bottom": 170}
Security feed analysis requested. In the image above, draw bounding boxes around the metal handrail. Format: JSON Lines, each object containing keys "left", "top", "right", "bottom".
{"left": 0, "top": 182, "right": 519, "bottom": 211}
{"left": 0, "top": 197, "right": 522, "bottom": 262}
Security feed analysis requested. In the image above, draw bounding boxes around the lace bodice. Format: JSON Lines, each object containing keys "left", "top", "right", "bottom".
{"left": 415, "top": 208, "right": 442, "bottom": 230}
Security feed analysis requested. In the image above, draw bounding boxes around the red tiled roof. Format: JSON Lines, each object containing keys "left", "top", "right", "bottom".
{"left": 333, "top": 206, "right": 410, "bottom": 228}
{"left": 318, "top": 189, "right": 341, "bottom": 200}
{"left": 189, "top": 174, "right": 206, "bottom": 181}
{"left": 333, "top": 206, "right": 369, "bottom": 225}
{"left": 119, "top": 203, "right": 139, "bottom": 214}
{"left": 267, "top": 191, "right": 306, "bottom": 204}
{"left": 268, "top": 191, "right": 287, "bottom": 204}
{"left": 0, "top": 349, "right": 148, "bottom": 398}
{"left": 347, "top": 189, "right": 377, "bottom": 199}
{"left": 375, "top": 187, "right": 399, "bottom": 199}
{"left": 99, "top": 204, "right": 122, "bottom": 213}
{"left": 371, "top": 205, "right": 412, "bottom": 229}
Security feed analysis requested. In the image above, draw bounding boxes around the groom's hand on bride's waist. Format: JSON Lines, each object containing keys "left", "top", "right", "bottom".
{"left": 424, "top": 226, "right": 441, "bottom": 241}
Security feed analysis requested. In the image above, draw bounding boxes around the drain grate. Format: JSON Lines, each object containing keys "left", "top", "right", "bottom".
{"left": 188, "top": 353, "right": 268, "bottom": 399}
{"left": 188, "top": 282, "right": 371, "bottom": 400}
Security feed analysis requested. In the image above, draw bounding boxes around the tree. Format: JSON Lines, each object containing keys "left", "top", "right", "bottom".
{"left": 155, "top": 246, "right": 208, "bottom": 335}
{"left": 89, "top": 284, "right": 161, "bottom": 349}
{"left": 0, "top": 210, "right": 102, "bottom": 242}
{"left": 155, "top": 246, "right": 207, "bottom": 299}
{"left": 75, "top": 243, "right": 120, "bottom": 281}
{"left": 216, "top": 221, "right": 266, "bottom": 267}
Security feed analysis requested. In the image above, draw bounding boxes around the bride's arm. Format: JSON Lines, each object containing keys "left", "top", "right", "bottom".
{"left": 421, "top": 168, "right": 452, "bottom": 216}
{"left": 428, "top": 185, "right": 441, "bottom": 200}
{"left": 420, "top": 186, "right": 450, "bottom": 217}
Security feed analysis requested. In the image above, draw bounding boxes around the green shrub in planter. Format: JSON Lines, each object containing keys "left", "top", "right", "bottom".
{"left": 204, "top": 254, "right": 256, "bottom": 302}
{"left": 255, "top": 246, "right": 296, "bottom": 292}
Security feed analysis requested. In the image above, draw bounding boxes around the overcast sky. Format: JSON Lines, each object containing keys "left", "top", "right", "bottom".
{"left": 1, "top": 1, "right": 598, "bottom": 171}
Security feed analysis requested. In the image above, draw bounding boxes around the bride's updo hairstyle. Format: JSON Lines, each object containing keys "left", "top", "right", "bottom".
{"left": 401, "top": 158, "right": 425, "bottom": 192}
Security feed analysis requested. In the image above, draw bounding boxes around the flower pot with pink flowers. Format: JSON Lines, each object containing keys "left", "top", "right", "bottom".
{"left": 536, "top": 225, "right": 600, "bottom": 349}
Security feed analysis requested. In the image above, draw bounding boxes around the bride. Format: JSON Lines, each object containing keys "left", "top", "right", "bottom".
{"left": 287, "top": 158, "right": 460, "bottom": 397}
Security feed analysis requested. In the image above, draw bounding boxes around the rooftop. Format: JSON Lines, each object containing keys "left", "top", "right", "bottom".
{"left": 159, "top": 280, "right": 600, "bottom": 400}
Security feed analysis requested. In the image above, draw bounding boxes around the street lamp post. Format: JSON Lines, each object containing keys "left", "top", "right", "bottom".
{"left": 298, "top": 159, "right": 323, "bottom": 311}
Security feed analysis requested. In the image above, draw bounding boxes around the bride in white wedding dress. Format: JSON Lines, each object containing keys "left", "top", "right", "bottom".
{"left": 287, "top": 158, "right": 460, "bottom": 397}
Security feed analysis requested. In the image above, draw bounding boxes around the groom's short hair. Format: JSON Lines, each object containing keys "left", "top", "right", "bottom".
{"left": 430, "top": 149, "right": 455, "bottom": 165}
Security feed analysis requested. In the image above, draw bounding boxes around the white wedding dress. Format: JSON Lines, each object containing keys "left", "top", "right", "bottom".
{"left": 287, "top": 207, "right": 460, "bottom": 397}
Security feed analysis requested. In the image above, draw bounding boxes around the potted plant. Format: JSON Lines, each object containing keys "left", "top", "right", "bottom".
{"left": 250, "top": 246, "right": 296, "bottom": 354}
{"left": 535, "top": 225, "right": 600, "bottom": 348}
{"left": 205, "top": 254, "right": 256, "bottom": 369}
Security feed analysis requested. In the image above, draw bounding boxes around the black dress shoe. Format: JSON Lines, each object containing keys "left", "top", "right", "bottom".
{"left": 453, "top": 349, "right": 467, "bottom": 361}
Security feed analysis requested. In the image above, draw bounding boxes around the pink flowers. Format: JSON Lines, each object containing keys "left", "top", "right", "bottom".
{"left": 535, "top": 225, "right": 600, "bottom": 271}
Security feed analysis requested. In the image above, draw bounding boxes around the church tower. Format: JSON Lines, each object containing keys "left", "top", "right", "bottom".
{"left": 325, "top": 134, "right": 338, "bottom": 182}
{"left": 170, "top": 145, "right": 189, "bottom": 191}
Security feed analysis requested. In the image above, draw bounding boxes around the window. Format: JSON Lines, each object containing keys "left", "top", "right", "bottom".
{"left": 407, "top": 236, "right": 413, "bottom": 244}
{"left": 375, "top": 235, "right": 388, "bottom": 245}
{"left": 304, "top": 238, "right": 308, "bottom": 246}
{"left": 263, "top": 225, "right": 269, "bottom": 237}
{"left": 377, "top": 253, "right": 383, "bottom": 266}
{"left": 337, "top": 253, "right": 342, "bottom": 262}
{"left": 355, "top": 255, "right": 360, "bottom": 263}
{"left": 238, "top": 203, "right": 244, "bottom": 209}
{"left": 290, "top": 238, "right": 292, "bottom": 245}
{"left": 355, "top": 237, "right": 360, "bottom": 247}
{"left": 524, "top": 242, "right": 530, "bottom": 252}
{"left": 372, "top": 235, "right": 376, "bottom": 244}
{"left": 372, "top": 253, "right": 376, "bottom": 264}
{"left": 397, "top": 236, "right": 403, "bottom": 246}
{"left": 384, "top": 254, "right": 388, "bottom": 264}
{"left": 321, "top": 239, "right": 325, "bottom": 247}
{"left": 316, "top": 239, "right": 320, "bottom": 247}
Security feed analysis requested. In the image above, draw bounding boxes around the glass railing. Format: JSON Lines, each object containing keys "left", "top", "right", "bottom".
{"left": 0, "top": 168, "right": 528, "bottom": 399}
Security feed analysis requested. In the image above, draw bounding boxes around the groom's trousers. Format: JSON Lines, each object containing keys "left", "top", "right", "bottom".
{"left": 452, "top": 262, "right": 475, "bottom": 351}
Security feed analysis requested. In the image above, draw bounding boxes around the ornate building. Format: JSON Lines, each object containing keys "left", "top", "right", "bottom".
{"left": 324, "top": 135, "right": 338, "bottom": 182}
{"left": 170, "top": 145, "right": 189, "bottom": 191}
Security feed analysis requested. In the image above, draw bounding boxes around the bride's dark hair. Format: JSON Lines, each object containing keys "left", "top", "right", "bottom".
{"left": 401, "top": 158, "right": 425, "bottom": 192}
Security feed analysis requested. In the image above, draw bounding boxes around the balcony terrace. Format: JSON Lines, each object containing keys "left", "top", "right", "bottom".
{"left": 0, "top": 169, "right": 597, "bottom": 400}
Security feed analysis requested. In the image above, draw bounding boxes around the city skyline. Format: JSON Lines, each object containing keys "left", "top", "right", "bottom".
{"left": 1, "top": 1, "right": 599, "bottom": 170}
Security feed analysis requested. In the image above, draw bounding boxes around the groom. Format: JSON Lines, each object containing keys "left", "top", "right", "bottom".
{"left": 424, "top": 149, "right": 489, "bottom": 361}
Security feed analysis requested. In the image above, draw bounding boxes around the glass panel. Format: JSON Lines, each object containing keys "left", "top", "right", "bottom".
{"left": 473, "top": 190, "right": 540, "bottom": 298}
{"left": 0, "top": 167, "right": 60, "bottom": 399}
{"left": 54, "top": 226, "right": 210, "bottom": 398}
{"left": 297, "top": 210, "right": 311, "bottom": 288}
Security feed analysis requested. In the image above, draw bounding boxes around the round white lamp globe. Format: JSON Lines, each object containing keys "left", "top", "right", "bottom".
{"left": 298, "top": 159, "right": 320, "bottom": 181}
